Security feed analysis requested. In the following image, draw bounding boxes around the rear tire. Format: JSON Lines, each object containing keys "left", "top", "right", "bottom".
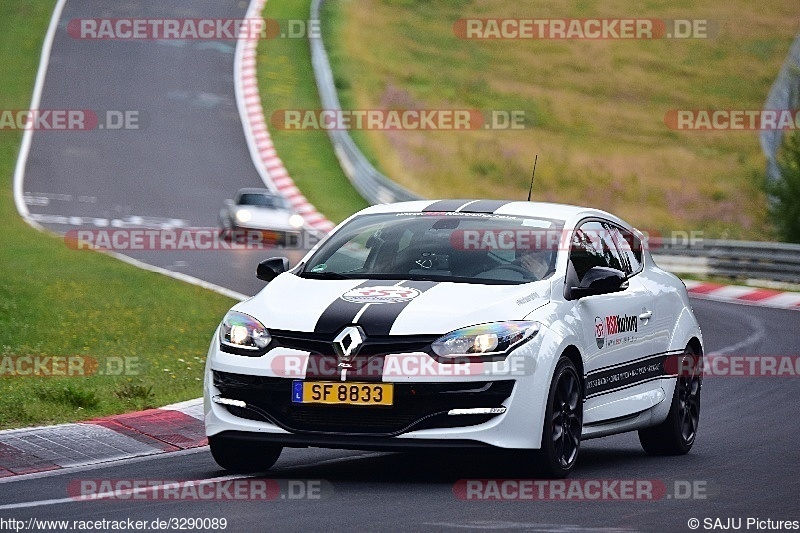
{"left": 638, "top": 346, "right": 701, "bottom": 455}
{"left": 529, "top": 356, "right": 583, "bottom": 478}
{"left": 209, "top": 435, "right": 282, "bottom": 472}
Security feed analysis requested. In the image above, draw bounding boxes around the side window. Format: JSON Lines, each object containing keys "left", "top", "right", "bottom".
{"left": 609, "top": 225, "right": 643, "bottom": 275}
{"left": 569, "top": 221, "right": 625, "bottom": 282}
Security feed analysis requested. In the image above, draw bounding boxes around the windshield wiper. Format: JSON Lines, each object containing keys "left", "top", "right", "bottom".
{"left": 299, "top": 271, "right": 356, "bottom": 280}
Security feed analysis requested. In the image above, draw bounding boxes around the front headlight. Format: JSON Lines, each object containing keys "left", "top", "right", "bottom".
{"left": 431, "top": 321, "right": 539, "bottom": 358}
{"left": 235, "top": 209, "right": 252, "bottom": 223}
{"left": 219, "top": 311, "right": 271, "bottom": 352}
{"left": 288, "top": 214, "right": 305, "bottom": 229}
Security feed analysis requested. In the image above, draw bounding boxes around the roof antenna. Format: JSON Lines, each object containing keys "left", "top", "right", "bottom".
{"left": 526, "top": 155, "right": 538, "bottom": 202}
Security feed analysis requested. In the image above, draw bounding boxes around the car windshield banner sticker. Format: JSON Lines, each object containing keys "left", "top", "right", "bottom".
{"left": 341, "top": 286, "right": 422, "bottom": 304}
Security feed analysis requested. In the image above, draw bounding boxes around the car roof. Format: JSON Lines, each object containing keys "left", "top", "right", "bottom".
{"left": 354, "top": 199, "right": 632, "bottom": 230}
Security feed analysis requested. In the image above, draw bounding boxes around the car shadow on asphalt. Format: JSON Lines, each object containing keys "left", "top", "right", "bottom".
{"left": 209, "top": 439, "right": 708, "bottom": 484}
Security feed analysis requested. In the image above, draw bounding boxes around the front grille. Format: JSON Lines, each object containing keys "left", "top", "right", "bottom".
{"left": 269, "top": 330, "right": 438, "bottom": 357}
{"left": 214, "top": 371, "right": 514, "bottom": 436}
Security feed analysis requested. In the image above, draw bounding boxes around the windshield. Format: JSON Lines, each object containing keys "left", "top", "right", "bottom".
{"left": 237, "top": 193, "right": 288, "bottom": 209}
{"left": 300, "top": 212, "right": 565, "bottom": 284}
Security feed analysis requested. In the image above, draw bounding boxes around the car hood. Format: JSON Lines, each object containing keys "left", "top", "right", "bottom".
{"left": 235, "top": 207, "right": 294, "bottom": 229}
{"left": 235, "top": 273, "right": 551, "bottom": 336}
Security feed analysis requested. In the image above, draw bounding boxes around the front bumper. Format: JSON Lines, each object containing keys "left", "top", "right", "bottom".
{"left": 204, "top": 329, "right": 555, "bottom": 450}
{"left": 224, "top": 225, "right": 301, "bottom": 245}
{"left": 212, "top": 371, "right": 514, "bottom": 436}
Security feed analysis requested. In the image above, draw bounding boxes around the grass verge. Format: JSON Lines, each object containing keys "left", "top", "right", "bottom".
{"left": 257, "top": 0, "right": 368, "bottom": 223}
{"left": 0, "top": 1, "right": 235, "bottom": 429}
{"left": 321, "top": 0, "right": 797, "bottom": 240}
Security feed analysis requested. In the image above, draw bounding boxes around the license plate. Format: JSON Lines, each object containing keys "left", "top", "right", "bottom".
{"left": 291, "top": 381, "right": 394, "bottom": 406}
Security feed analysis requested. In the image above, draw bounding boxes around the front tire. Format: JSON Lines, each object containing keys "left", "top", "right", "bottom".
{"left": 530, "top": 357, "right": 583, "bottom": 478}
{"left": 638, "top": 345, "right": 701, "bottom": 455}
{"left": 209, "top": 435, "right": 282, "bottom": 472}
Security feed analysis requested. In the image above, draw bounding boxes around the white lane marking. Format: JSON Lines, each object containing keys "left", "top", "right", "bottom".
{"left": 108, "top": 252, "right": 248, "bottom": 301}
{"left": 12, "top": 0, "right": 68, "bottom": 222}
{"left": 28, "top": 214, "right": 189, "bottom": 229}
{"left": 23, "top": 195, "right": 49, "bottom": 206}
{"left": 0, "top": 473, "right": 254, "bottom": 510}
{"left": 707, "top": 307, "right": 767, "bottom": 356}
{"left": 234, "top": 0, "right": 280, "bottom": 198}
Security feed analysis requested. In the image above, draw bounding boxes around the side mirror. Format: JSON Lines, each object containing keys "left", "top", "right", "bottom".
{"left": 567, "top": 266, "right": 627, "bottom": 300}
{"left": 223, "top": 199, "right": 234, "bottom": 207}
{"left": 257, "top": 257, "right": 290, "bottom": 282}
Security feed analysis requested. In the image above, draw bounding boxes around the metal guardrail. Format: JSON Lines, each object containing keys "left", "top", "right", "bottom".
{"left": 760, "top": 33, "right": 800, "bottom": 183}
{"left": 309, "top": 0, "right": 422, "bottom": 205}
{"left": 309, "top": 2, "right": 800, "bottom": 285}
{"left": 651, "top": 239, "right": 800, "bottom": 284}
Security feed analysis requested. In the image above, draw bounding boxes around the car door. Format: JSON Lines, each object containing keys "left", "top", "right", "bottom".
{"left": 608, "top": 223, "right": 672, "bottom": 357}
{"left": 567, "top": 220, "right": 662, "bottom": 423}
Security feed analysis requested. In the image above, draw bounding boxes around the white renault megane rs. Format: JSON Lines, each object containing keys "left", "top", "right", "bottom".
{"left": 205, "top": 199, "right": 703, "bottom": 477}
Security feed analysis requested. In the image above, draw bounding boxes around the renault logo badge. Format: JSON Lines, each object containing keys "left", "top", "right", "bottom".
{"left": 333, "top": 326, "right": 365, "bottom": 368}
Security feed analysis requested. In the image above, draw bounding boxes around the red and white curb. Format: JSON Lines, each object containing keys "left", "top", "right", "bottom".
{"left": 684, "top": 280, "right": 800, "bottom": 310}
{"left": 0, "top": 399, "right": 204, "bottom": 477}
{"left": 235, "top": 0, "right": 335, "bottom": 233}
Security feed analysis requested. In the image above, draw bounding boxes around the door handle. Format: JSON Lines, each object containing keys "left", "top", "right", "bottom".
{"left": 639, "top": 310, "right": 653, "bottom": 321}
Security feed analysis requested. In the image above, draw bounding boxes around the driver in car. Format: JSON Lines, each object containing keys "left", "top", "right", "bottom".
{"left": 516, "top": 248, "right": 553, "bottom": 279}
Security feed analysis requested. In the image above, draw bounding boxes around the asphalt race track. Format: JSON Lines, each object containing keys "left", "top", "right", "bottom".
{"left": 1, "top": 300, "right": 799, "bottom": 531}
{"left": 9, "top": 0, "right": 800, "bottom": 531}
{"left": 21, "top": 0, "right": 304, "bottom": 297}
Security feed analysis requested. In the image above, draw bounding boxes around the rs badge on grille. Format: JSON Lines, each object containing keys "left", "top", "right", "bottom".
{"left": 333, "top": 326, "right": 365, "bottom": 368}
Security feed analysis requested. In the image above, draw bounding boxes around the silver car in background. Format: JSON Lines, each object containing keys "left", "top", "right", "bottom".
{"left": 219, "top": 188, "right": 305, "bottom": 246}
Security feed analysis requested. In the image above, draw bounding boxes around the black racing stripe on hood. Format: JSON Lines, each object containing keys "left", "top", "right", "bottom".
{"left": 313, "top": 280, "right": 390, "bottom": 335}
{"left": 458, "top": 199, "right": 512, "bottom": 213}
{"left": 421, "top": 199, "right": 474, "bottom": 212}
{"left": 356, "top": 280, "right": 439, "bottom": 336}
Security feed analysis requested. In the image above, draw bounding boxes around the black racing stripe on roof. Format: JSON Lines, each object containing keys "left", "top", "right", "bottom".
{"left": 313, "top": 280, "right": 390, "bottom": 335}
{"left": 421, "top": 200, "right": 474, "bottom": 212}
{"left": 458, "top": 200, "right": 513, "bottom": 214}
{"left": 355, "top": 280, "right": 439, "bottom": 336}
